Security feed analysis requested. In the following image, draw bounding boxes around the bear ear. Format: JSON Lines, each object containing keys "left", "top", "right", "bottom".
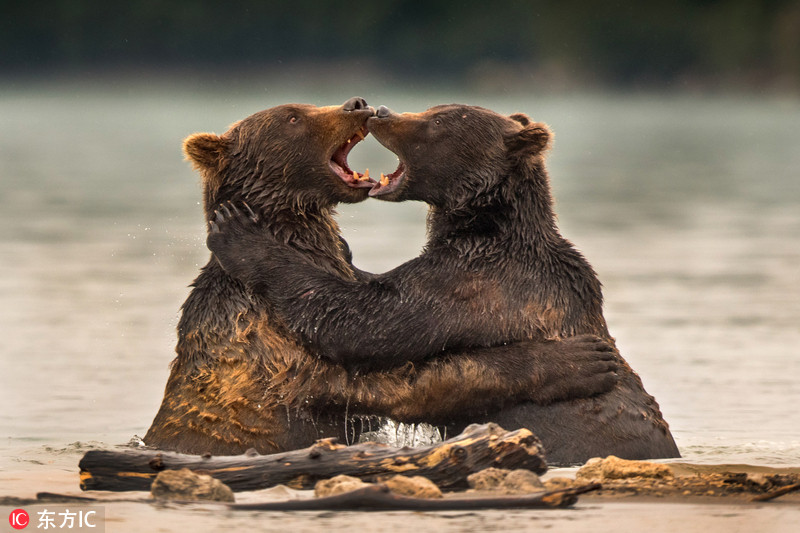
{"left": 505, "top": 120, "right": 552, "bottom": 158}
{"left": 183, "top": 132, "right": 230, "bottom": 171}
{"left": 509, "top": 113, "right": 531, "bottom": 126}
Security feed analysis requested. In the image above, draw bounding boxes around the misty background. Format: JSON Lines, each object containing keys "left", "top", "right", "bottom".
{"left": 3, "top": 0, "right": 800, "bottom": 93}
{"left": 1, "top": 1, "right": 799, "bottom": 469}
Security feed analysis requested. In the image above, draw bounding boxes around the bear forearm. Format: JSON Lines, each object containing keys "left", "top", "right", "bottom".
{"left": 241, "top": 267, "right": 457, "bottom": 369}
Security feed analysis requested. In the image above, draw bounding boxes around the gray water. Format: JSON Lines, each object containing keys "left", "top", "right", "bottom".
{"left": 1, "top": 78, "right": 799, "bottom": 481}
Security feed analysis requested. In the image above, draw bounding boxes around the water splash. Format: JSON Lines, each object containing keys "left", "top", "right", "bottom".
{"left": 357, "top": 418, "right": 443, "bottom": 448}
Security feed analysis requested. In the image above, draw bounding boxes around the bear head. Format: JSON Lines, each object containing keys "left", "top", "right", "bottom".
{"left": 367, "top": 104, "right": 552, "bottom": 209}
{"left": 183, "top": 97, "right": 376, "bottom": 218}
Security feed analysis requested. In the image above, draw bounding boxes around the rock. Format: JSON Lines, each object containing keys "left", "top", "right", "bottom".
{"left": 745, "top": 473, "right": 770, "bottom": 489}
{"left": 151, "top": 468, "right": 234, "bottom": 502}
{"left": 501, "top": 469, "right": 545, "bottom": 494}
{"left": 314, "top": 475, "right": 369, "bottom": 498}
{"left": 467, "top": 467, "right": 544, "bottom": 494}
{"left": 577, "top": 456, "right": 674, "bottom": 482}
{"left": 383, "top": 475, "right": 443, "bottom": 499}
{"left": 467, "top": 467, "right": 511, "bottom": 490}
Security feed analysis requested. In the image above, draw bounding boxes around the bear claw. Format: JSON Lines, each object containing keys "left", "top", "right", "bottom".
{"left": 209, "top": 201, "right": 260, "bottom": 235}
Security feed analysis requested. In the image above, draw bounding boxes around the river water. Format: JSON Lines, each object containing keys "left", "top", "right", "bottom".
{"left": 1, "top": 78, "right": 799, "bottom": 491}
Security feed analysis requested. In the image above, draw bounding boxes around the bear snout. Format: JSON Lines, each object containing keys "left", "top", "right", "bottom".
{"left": 375, "top": 105, "right": 393, "bottom": 118}
{"left": 342, "top": 97, "right": 369, "bottom": 112}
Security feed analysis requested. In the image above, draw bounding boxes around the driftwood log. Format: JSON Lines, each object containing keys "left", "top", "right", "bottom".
{"left": 36, "top": 484, "right": 601, "bottom": 511}
{"left": 751, "top": 482, "right": 800, "bottom": 502}
{"left": 230, "top": 483, "right": 601, "bottom": 511}
{"left": 79, "top": 423, "right": 546, "bottom": 493}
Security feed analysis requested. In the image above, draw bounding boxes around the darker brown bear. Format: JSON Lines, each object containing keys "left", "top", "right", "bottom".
{"left": 207, "top": 103, "right": 680, "bottom": 464}
{"left": 145, "top": 99, "right": 620, "bottom": 455}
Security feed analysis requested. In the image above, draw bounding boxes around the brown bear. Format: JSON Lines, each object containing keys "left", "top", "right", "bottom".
{"left": 206, "top": 103, "right": 681, "bottom": 464}
{"left": 145, "top": 98, "right": 620, "bottom": 455}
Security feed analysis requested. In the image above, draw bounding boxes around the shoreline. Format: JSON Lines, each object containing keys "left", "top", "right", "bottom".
{"left": 3, "top": 460, "right": 800, "bottom": 533}
{"left": 4, "top": 459, "right": 800, "bottom": 507}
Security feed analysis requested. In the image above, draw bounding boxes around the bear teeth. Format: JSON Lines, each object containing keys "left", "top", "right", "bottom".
{"left": 351, "top": 169, "right": 371, "bottom": 182}
{"left": 380, "top": 173, "right": 389, "bottom": 186}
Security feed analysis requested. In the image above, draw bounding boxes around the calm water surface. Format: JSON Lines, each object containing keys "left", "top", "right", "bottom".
{"left": 1, "top": 80, "right": 799, "bottom": 481}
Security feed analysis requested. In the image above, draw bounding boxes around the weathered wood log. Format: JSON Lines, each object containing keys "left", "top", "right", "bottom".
{"left": 751, "top": 482, "right": 800, "bottom": 502}
{"left": 79, "top": 423, "right": 546, "bottom": 492}
{"left": 38, "top": 483, "right": 602, "bottom": 511}
{"left": 229, "top": 483, "right": 602, "bottom": 511}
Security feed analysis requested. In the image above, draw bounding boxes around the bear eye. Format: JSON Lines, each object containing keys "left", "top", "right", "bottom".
{"left": 289, "top": 116, "right": 298, "bottom": 124}
{"left": 433, "top": 119, "right": 442, "bottom": 126}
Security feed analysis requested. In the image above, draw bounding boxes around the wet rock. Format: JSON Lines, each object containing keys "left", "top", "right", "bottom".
{"left": 467, "top": 467, "right": 511, "bottom": 490}
{"left": 314, "top": 475, "right": 369, "bottom": 497}
{"left": 467, "top": 468, "right": 544, "bottom": 494}
{"left": 383, "top": 475, "right": 443, "bottom": 499}
{"left": 577, "top": 456, "right": 674, "bottom": 482}
{"left": 151, "top": 468, "right": 234, "bottom": 502}
{"left": 501, "top": 469, "right": 545, "bottom": 494}
{"left": 745, "top": 473, "right": 770, "bottom": 490}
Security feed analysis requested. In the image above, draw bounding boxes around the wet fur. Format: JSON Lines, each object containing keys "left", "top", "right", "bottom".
{"left": 208, "top": 104, "right": 680, "bottom": 464}
{"left": 146, "top": 101, "right": 619, "bottom": 455}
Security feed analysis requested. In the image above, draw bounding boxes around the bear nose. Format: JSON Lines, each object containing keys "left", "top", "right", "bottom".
{"left": 376, "top": 105, "right": 393, "bottom": 118}
{"left": 343, "top": 97, "right": 369, "bottom": 111}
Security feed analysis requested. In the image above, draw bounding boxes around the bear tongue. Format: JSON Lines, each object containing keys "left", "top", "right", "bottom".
{"left": 329, "top": 157, "right": 374, "bottom": 188}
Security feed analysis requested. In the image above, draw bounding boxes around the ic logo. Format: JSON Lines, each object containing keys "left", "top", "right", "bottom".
{"left": 9, "top": 509, "right": 29, "bottom": 530}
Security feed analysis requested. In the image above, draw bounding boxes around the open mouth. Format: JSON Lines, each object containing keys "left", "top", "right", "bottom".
{"left": 368, "top": 160, "right": 407, "bottom": 197}
{"left": 329, "top": 125, "right": 375, "bottom": 189}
